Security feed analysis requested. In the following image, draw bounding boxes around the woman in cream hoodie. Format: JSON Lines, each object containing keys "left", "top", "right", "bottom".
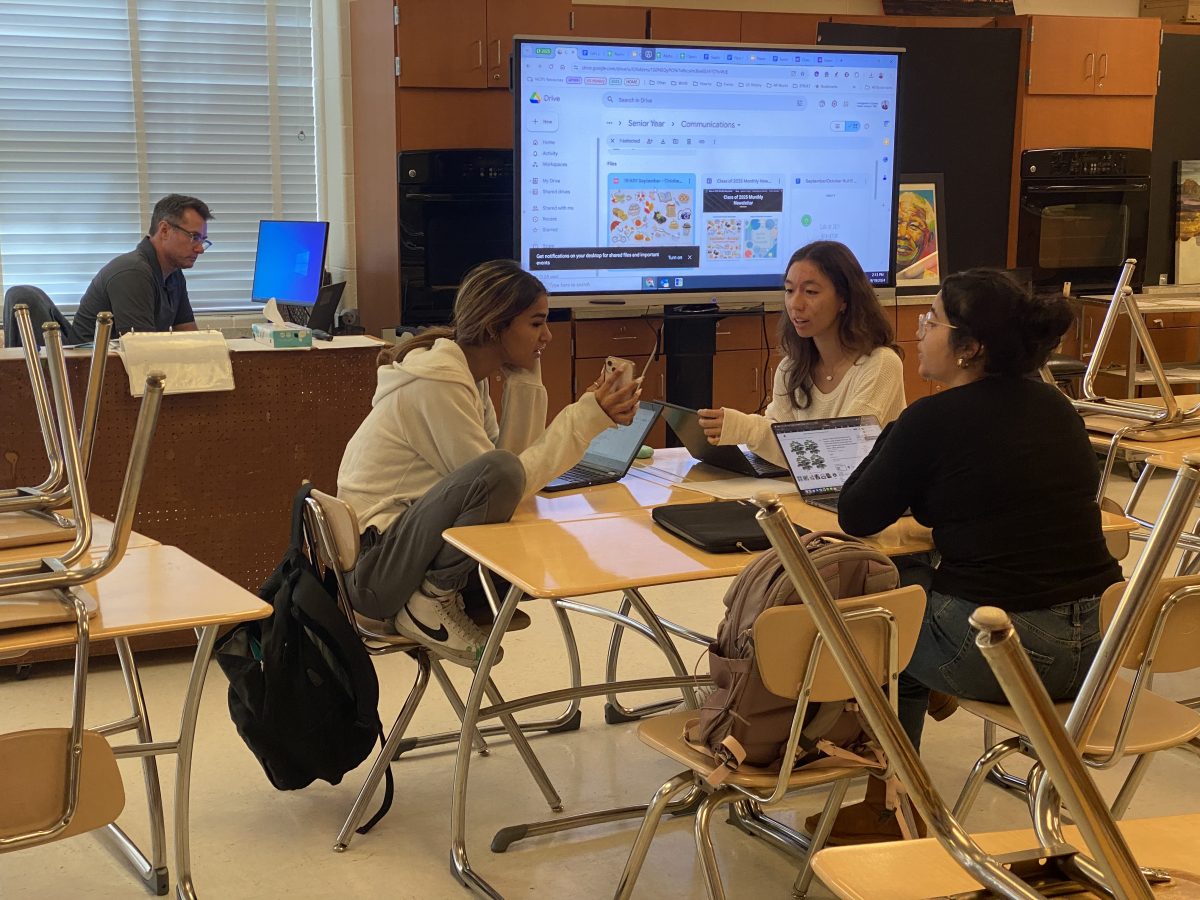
{"left": 338, "top": 260, "right": 639, "bottom": 666}
{"left": 697, "top": 241, "right": 905, "bottom": 465}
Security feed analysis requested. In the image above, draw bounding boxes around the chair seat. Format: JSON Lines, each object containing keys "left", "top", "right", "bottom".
{"left": 959, "top": 676, "right": 1200, "bottom": 756}
{"left": 1045, "top": 353, "right": 1087, "bottom": 379}
{"left": 811, "top": 813, "right": 1200, "bottom": 900}
{"left": 353, "top": 608, "right": 532, "bottom": 645}
{"left": 0, "top": 728, "right": 124, "bottom": 850}
{"left": 636, "top": 710, "right": 864, "bottom": 791}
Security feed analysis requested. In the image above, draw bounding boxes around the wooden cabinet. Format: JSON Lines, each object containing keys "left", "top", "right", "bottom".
{"left": 487, "top": 321, "right": 574, "bottom": 421}
{"left": 574, "top": 317, "right": 665, "bottom": 445}
{"left": 568, "top": 4, "right": 647, "bottom": 39}
{"left": 396, "top": 0, "right": 565, "bottom": 89}
{"left": 1026, "top": 16, "right": 1160, "bottom": 96}
{"left": 739, "top": 12, "right": 820, "bottom": 45}
{"left": 896, "top": 304, "right": 932, "bottom": 400}
{"left": 647, "top": 7, "right": 739, "bottom": 42}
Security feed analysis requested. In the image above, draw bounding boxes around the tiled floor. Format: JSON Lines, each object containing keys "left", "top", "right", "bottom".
{"left": 3, "top": 468, "right": 1200, "bottom": 899}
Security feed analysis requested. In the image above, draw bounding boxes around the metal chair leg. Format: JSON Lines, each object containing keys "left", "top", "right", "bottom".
{"left": 793, "top": 778, "right": 851, "bottom": 897}
{"left": 953, "top": 736, "right": 1024, "bottom": 821}
{"left": 1110, "top": 753, "right": 1153, "bottom": 819}
{"left": 613, "top": 772, "right": 695, "bottom": 900}
{"left": 430, "top": 657, "right": 490, "bottom": 756}
{"left": 334, "top": 652, "right": 432, "bottom": 852}
{"left": 695, "top": 791, "right": 737, "bottom": 900}
{"left": 484, "top": 679, "right": 562, "bottom": 812}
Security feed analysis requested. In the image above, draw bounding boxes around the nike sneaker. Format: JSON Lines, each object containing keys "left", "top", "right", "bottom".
{"left": 393, "top": 584, "right": 494, "bottom": 667}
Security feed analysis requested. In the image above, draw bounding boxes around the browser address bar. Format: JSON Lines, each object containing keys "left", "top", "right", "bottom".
{"left": 603, "top": 92, "right": 808, "bottom": 110}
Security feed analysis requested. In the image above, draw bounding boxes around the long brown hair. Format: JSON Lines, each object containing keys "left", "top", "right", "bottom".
{"left": 378, "top": 260, "right": 548, "bottom": 366}
{"left": 777, "top": 241, "right": 899, "bottom": 409}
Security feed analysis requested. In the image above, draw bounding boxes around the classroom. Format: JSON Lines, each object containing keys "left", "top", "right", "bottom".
{"left": 4, "top": 1, "right": 1200, "bottom": 897}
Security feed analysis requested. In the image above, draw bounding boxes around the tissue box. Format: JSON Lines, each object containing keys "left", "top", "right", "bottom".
{"left": 252, "top": 322, "right": 312, "bottom": 349}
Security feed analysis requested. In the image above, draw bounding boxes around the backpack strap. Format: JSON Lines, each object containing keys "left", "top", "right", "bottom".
{"left": 355, "top": 724, "right": 395, "bottom": 835}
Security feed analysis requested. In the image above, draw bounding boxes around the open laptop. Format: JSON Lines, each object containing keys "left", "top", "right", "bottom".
{"left": 660, "top": 402, "right": 788, "bottom": 478}
{"left": 277, "top": 281, "right": 346, "bottom": 334}
{"left": 541, "top": 400, "right": 662, "bottom": 493}
{"left": 771, "top": 415, "right": 881, "bottom": 512}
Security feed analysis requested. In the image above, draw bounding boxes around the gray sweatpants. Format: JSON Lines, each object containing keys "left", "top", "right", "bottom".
{"left": 348, "top": 450, "right": 525, "bottom": 620}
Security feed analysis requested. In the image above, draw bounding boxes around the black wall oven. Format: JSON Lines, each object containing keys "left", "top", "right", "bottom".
{"left": 1017, "top": 148, "right": 1151, "bottom": 294}
{"left": 398, "top": 149, "right": 514, "bottom": 325}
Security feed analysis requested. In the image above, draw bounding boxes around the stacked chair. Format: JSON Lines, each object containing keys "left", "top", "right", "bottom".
{"left": 0, "top": 313, "right": 167, "bottom": 885}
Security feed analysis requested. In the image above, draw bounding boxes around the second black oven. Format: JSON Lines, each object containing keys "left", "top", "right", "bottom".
{"left": 1017, "top": 148, "right": 1151, "bottom": 294}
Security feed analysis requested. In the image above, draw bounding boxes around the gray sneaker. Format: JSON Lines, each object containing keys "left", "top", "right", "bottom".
{"left": 393, "top": 589, "right": 496, "bottom": 667}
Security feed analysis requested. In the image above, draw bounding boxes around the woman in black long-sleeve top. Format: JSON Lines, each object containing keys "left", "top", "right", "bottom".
{"left": 824, "top": 270, "right": 1120, "bottom": 842}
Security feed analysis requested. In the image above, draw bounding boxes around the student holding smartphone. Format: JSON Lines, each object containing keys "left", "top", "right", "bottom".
{"left": 337, "top": 260, "right": 639, "bottom": 666}
{"left": 696, "top": 240, "right": 906, "bottom": 465}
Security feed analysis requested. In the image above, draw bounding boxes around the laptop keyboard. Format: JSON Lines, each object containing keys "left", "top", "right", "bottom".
{"left": 554, "top": 464, "right": 598, "bottom": 486}
{"left": 277, "top": 303, "right": 311, "bottom": 326}
{"left": 744, "top": 451, "right": 787, "bottom": 477}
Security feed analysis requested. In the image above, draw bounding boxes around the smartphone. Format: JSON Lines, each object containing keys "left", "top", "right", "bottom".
{"left": 605, "top": 355, "right": 636, "bottom": 389}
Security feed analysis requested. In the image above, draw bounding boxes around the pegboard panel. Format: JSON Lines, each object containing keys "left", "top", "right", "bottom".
{"left": 1, "top": 346, "right": 379, "bottom": 593}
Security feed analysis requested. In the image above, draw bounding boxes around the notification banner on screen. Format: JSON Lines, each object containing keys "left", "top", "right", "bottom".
{"left": 530, "top": 246, "right": 700, "bottom": 271}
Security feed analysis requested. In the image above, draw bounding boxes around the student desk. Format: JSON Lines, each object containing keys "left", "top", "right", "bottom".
{"left": 0, "top": 542, "right": 270, "bottom": 900}
{"left": 0, "top": 511, "right": 159, "bottom": 552}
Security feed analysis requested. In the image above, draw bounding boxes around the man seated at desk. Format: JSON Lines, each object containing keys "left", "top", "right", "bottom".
{"left": 72, "top": 194, "right": 211, "bottom": 341}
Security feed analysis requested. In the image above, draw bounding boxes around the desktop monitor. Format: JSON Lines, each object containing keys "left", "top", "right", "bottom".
{"left": 250, "top": 220, "right": 330, "bottom": 303}
{"left": 513, "top": 37, "right": 903, "bottom": 303}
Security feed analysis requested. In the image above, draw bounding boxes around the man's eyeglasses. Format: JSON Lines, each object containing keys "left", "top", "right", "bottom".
{"left": 166, "top": 221, "right": 212, "bottom": 250}
{"left": 916, "top": 309, "right": 958, "bottom": 339}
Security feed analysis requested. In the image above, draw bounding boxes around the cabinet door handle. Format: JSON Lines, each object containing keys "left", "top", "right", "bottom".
{"left": 474, "top": 40, "right": 483, "bottom": 69}
{"left": 1098, "top": 52, "right": 1108, "bottom": 83}
{"left": 659, "top": 373, "right": 665, "bottom": 396}
{"left": 611, "top": 335, "right": 638, "bottom": 341}
{"left": 493, "top": 39, "right": 502, "bottom": 67}
{"left": 1084, "top": 51, "right": 1094, "bottom": 80}
{"left": 751, "top": 367, "right": 759, "bottom": 390}
{"left": 1152, "top": 318, "right": 1165, "bottom": 328}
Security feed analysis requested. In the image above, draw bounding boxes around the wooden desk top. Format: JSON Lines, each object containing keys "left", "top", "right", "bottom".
{"left": 0, "top": 512, "right": 158, "bottom": 554}
{"left": 0, "top": 544, "right": 269, "bottom": 656}
{"left": 813, "top": 813, "right": 1200, "bottom": 900}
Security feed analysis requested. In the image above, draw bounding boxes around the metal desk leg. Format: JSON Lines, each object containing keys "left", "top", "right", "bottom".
{"left": 174, "top": 625, "right": 220, "bottom": 900}
{"left": 604, "top": 588, "right": 700, "bottom": 723}
{"left": 450, "top": 583, "right": 521, "bottom": 898}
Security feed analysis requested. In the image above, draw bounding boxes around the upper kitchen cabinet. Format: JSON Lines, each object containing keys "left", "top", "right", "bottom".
{"left": 567, "top": 5, "right": 647, "bottom": 39}
{"left": 396, "top": 0, "right": 566, "bottom": 89}
{"left": 1026, "top": 15, "right": 1160, "bottom": 96}
{"left": 646, "top": 7, "right": 739, "bottom": 42}
{"left": 739, "top": 12, "right": 821, "bottom": 46}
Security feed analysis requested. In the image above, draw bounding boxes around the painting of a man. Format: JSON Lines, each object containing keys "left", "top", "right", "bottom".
{"left": 896, "top": 187, "right": 940, "bottom": 287}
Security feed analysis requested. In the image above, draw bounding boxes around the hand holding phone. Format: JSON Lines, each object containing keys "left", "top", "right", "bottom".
{"left": 605, "top": 355, "right": 636, "bottom": 390}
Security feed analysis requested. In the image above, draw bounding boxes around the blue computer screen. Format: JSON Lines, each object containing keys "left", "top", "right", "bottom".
{"left": 251, "top": 220, "right": 329, "bottom": 303}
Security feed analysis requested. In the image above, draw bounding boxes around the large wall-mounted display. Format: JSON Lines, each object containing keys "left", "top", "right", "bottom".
{"left": 513, "top": 37, "right": 903, "bottom": 303}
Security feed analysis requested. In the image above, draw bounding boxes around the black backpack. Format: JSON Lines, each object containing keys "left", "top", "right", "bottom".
{"left": 217, "top": 484, "right": 393, "bottom": 829}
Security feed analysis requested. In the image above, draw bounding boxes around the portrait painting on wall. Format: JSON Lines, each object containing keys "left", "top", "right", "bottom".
{"left": 896, "top": 175, "right": 946, "bottom": 294}
{"left": 1177, "top": 160, "right": 1200, "bottom": 285}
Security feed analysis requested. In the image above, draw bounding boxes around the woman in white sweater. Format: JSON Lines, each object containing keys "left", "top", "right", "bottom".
{"left": 337, "top": 260, "right": 639, "bottom": 666}
{"left": 698, "top": 241, "right": 905, "bottom": 465}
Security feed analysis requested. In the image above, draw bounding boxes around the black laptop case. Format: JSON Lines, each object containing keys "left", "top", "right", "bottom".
{"left": 651, "top": 500, "right": 809, "bottom": 554}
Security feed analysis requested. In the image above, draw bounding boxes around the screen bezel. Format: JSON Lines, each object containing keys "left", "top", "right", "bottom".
{"left": 250, "top": 219, "right": 331, "bottom": 304}
{"left": 512, "top": 35, "right": 904, "bottom": 308}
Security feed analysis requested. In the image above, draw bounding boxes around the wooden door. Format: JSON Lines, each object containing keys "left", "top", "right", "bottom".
{"left": 397, "top": 0, "right": 488, "bottom": 88}
{"left": 647, "top": 7, "right": 739, "bottom": 42}
{"left": 764, "top": 348, "right": 784, "bottom": 412}
{"left": 568, "top": 5, "right": 647, "bottom": 39}
{"left": 486, "top": 0, "right": 567, "bottom": 88}
{"left": 739, "top": 12, "right": 819, "bottom": 46}
{"left": 712, "top": 348, "right": 767, "bottom": 414}
{"left": 1026, "top": 16, "right": 1098, "bottom": 95}
{"left": 542, "top": 321, "right": 574, "bottom": 418}
{"left": 1093, "top": 17, "right": 1160, "bottom": 96}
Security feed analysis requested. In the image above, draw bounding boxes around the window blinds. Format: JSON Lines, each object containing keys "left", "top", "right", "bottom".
{"left": 0, "top": 0, "right": 317, "bottom": 312}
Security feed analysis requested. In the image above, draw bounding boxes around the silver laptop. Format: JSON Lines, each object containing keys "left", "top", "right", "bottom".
{"left": 541, "top": 401, "right": 662, "bottom": 492}
{"left": 771, "top": 416, "right": 881, "bottom": 513}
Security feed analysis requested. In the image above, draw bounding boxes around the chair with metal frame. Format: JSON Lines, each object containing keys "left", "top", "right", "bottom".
{"left": 954, "top": 573, "right": 1200, "bottom": 823}
{"left": 612, "top": 582, "right": 927, "bottom": 900}
{"left": 0, "top": 307, "right": 112, "bottom": 537}
{"left": 0, "top": 323, "right": 166, "bottom": 873}
{"left": 300, "top": 488, "right": 566, "bottom": 853}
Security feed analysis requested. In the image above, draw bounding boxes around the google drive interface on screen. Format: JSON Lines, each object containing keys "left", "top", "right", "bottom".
{"left": 518, "top": 42, "right": 900, "bottom": 294}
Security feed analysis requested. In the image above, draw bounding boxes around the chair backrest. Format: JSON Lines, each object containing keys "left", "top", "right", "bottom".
{"left": 753, "top": 584, "right": 926, "bottom": 703}
{"left": 1100, "top": 574, "right": 1200, "bottom": 674}
{"left": 2, "top": 286, "right": 72, "bottom": 348}
{"left": 305, "top": 489, "right": 360, "bottom": 574}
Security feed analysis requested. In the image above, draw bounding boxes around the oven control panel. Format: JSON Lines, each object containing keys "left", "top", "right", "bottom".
{"left": 1021, "top": 148, "right": 1152, "bottom": 179}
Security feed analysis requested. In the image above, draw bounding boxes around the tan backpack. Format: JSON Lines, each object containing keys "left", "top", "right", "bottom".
{"left": 686, "top": 531, "right": 899, "bottom": 783}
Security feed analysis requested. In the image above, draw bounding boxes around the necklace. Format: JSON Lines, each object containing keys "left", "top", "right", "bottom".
{"left": 817, "top": 355, "right": 853, "bottom": 383}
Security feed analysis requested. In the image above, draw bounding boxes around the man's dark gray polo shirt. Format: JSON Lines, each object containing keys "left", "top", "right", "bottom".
{"left": 72, "top": 237, "right": 196, "bottom": 341}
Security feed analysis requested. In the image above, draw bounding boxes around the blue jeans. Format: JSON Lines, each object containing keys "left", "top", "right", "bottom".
{"left": 897, "top": 588, "right": 1101, "bottom": 751}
